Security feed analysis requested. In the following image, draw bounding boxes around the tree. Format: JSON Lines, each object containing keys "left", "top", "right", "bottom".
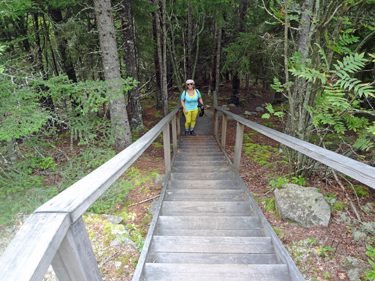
{"left": 93, "top": 0, "right": 132, "bottom": 151}
{"left": 119, "top": 0, "right": 144, "bottom": 130}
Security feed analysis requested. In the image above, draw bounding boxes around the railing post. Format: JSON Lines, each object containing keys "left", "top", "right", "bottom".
{"left": 163, "top": 123, "right": 171, "bottom": 172}
{"left": 176, "top": 110, "right": 181, "bottom": 139}
{"left": 213, "top": 91, "right": 219, "bottom": 139}
{"left": 172, "top": 115, "right": 177, "bottom": 153}
{"left": 52, "top": 216, "right": 102, "bottom": 281}
{"left": 221, "top": 114, "right": 227, "bottom": 149}
{"left": 233, "top": 122, "right": 244, "bottom": 172}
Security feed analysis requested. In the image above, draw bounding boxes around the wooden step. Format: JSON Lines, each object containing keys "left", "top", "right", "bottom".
{"left": 176, "top": 151, "right": 224, "bottom": 156}
{"left": 168, "top": 179, "right": 239, "bottom": 189}
{"left": 160, "top": 201, "right": 253, "bottom": 216}
{"left": 147, "top": 252, "right": 279, "bottom": 264}
{"left": 142, "top": 263, "right": 289, "bottom": 281}
{"left": 172, "top": 166, "right": 231, "bottom": 173}
{"left": 154, "top": 228, "right": 263, "bottom": 237}
{"left": 173, "top": 161, "right": 228, "bottom": 167}
{"left": 164, "top": 189, "right": 245, "bottom": 201}
{"left": 175, "top": 155, "right": 225, "bottom": 161}
{"left": 151, "top": 236, "right": 274, "bottom": 253}
{"left": 156, "top": 216, "right": 261, "bottom": 230}
{"left": 177, "top": 148, "right": 221, "bottom": 152}
{"left": 170, "top": 172, "right": 234, "bottom": 180}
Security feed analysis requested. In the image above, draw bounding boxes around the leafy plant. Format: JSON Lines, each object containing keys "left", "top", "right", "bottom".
{"left": 261, "top": 198, "right": 275, "bottom": 212}
{"left": 291, "top": 175, "right": 306, "bottom": 186}
{"left": 269, "top": 177, "right": 289, "bottom": 188}
{"left": 314, "top": 245, "right": 334, "bottom": 257}
{"left": 354, "top": 185, "right": 369, "bottom": 198}
{"left": 365, "top": 245, "right": 375, "bottom": 280}
{"left": 272, "top": 227, "right": 285, "bottom": 239}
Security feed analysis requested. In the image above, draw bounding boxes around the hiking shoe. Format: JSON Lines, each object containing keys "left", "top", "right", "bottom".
{"left": 185, "top": 131, "right": 190, "bottom": 136}
{"left": 190, "top": 130, "right": 196, "bottom": 136}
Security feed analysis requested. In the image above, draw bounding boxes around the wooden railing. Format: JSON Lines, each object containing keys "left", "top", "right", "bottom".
{"left": 0, "top": 103, "right": 181, "bottom": 281}
{"left": 212, "top": 91, "right": 375, "bottom": 190}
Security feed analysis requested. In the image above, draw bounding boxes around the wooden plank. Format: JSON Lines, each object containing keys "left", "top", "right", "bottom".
{"left": 0, "top": 213, "right": 70, "bottom": 281}
{"left": 170, "top": 172, "right": 234, "bottom": 180}
{"left": 172, "top": 115, "right": 177, "bottom": 153}
{"left": 147, "top": 252, "right": 278, "bottom": 264}
{"left": 154, "top": 228, "right": 263, "bottom": 237}
{"left": 173, "top": 161, "right": 228, "bottom": 167}
{"left": 216, "top": 107, "right": 375, "bottom": 190}
{"left": 132, "top": 172, "right": 172, "bottom": 281}
{"left": 36, "top": 105, "right": 181, "bottom": 222}
{"left": 164, "top": 189, "right": 245, "bottom": 201}
{"left": 160, "top": 201, "right": 252, "bottom": 216}
{"left": 168, "top": 179, "right": 239, "bottom": 189}
{"left": 156, "top": 216, "right": 261, "bottom": 230}
{"left": 172, "top": 166, "right": 231, "bottom": 173}
{"left": 52, "top": 217, "right": 102, "bottom": 281}
{"left": 221, "top": 113, "right": 228, "bottom": 149}
{"left": 163, "top": 123, "right": 171, "bottom": 172}
{"left": 234, "top": 122, "right": 245, "bottom": 171}
{"left": 174, "top": 155, "right": 225, "bottom": 161}
{"left": 151, "top": 236, "right": 273, "bottom": 253}
{"left": 143, "top": 263, "right": 289, "bottom": 281}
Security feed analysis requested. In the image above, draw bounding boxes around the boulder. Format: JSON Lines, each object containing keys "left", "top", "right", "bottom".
{"left": 110, "top": 236, "right": 137, "bottom": 249}
{"left": 255, "top": 107, "right": 265, "bottom": 112}
{"left": 102, "top": 214, "right": 123, "bottom": 224}
{"left": 245, "top": 111, "right": 257, "bottom": 116}
{"left": 274, "top": 184, "right": 331, "bottom": 228}
{"left": 229, "top": 104, "right": 236, "bottom": 107}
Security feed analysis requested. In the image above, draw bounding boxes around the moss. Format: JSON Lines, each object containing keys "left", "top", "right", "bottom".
{"left": 334, "top": 201, "right": 345, "bottom": 211}
{"left": 354, "top": 185, "right": 369, "bottom": 198}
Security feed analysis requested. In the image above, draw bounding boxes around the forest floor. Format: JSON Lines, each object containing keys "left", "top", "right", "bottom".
{"left": 1, "top": 81, "right": 375, "bottom": 281}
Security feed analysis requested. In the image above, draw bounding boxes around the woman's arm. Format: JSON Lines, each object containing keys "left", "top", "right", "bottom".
{"left": 181, "top": 99, "right": 188, "bottom": 113}
{"left": 199, "top": 97, "right": 204, "bottom": 106}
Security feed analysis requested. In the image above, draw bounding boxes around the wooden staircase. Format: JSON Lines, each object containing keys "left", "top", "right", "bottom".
{"left": 139, "top": 135, "right": 290, "bottom": 280}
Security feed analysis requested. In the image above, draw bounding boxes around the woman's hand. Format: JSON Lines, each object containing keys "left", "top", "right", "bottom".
{"left": 184, "top": 108, "right": 188, "bottom": 114}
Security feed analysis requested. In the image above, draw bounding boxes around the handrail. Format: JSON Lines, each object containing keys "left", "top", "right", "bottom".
{"left": 212, "top": 91, "right": 375, "bottom": 190}
{"left": 0, "top": 102, "right": 181, "bottom": 281}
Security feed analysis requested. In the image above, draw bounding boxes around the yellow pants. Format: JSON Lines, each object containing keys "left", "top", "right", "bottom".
{"left": 184, "top": 108, "right": 198, "bottom": 129}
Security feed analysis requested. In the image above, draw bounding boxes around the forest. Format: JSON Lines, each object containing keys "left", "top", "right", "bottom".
{"left": 1, "top": 0, "right": 375, "bottom": 279}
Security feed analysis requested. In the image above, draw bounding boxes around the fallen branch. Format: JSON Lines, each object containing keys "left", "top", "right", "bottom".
{"left": 128, "top": 194, "right": 160, "bottom": 207}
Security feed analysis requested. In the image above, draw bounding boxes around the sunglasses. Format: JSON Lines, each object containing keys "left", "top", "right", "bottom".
{"left": 187, "top": 83, "right": 193, "bottom": 86}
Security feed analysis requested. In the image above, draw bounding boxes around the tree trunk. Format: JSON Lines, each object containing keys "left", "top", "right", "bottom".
{"left": 93, "top": 0, "right": 132, "bottom": 151}
{"left": 120, "top": 0, "right": 143, "bottom": 130}
{"left": 208, "top": 23, "right": 217, "bottom": 97}
{"left": 215, "top": 26, "right": 222, "bottom": 95}
{"left": 153, "top": 0, "right": 164, "bottom": 109}
{"left": 186, "top": 2, "right": 193, "bottom": 79}
{"left": 161, "top": 0, "right": 168, "bottom": 116}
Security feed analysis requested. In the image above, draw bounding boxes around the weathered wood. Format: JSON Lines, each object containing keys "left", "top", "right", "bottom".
{"left": 170, "top": 172, "right": 234, "bottom": 180}
{"left": 156, "top": 216, "right": 261, "bottom": 230}
{"left": 151, "top": 236, "right": 273, "bottom": 253}
{"left": 174, "top": 155, "right": 225, "bottom": 161}
{"left": 172, "top": 115, "right": 177, "bottom": 153}
{"left": 177, "top": 110, "right": 181, "bottom": 138}
{"left": 0, "top": 213, "right": 70, "bottom": 281}
{"left": 163, "top": 123, "right": 171, "bottom": 172}
{"left": 132, "top": 172, "right": 172, "bottom": 281}
{"left": 168, "top": 179, "right": 239, "bottom": 189}
{"left": 52, "top": 217, "right": 102, "bottom": 281}
{"left": 36, "top": 105, "right": 181, "bottom": 223}
{"left": 154, "top": 228, "right": 263, "bottom": 237}
{"left": 214, "top": 110, "right": 219, "bottom": 139}
{"left": 164, "top": 189, "right": 245, "bottom": 201}
{"left": 147, "top": 252, "right": 278, "bottom": 264}
{"left": 173, "top": 160, "right": 228, "bottom": 167}
{"left": 221, "top": 113, "right": 228, "bottom": 149}
{"left": 233, "top": 122, "right": 245, "bottom": 171}
{"left": 216, "top": 107, "right": 375, "bottom": 190}
{"left": 142, "top": 263, "right": 289, "bottom": 281}
{"left": 172, "top": 166, "right": 231, "bottom": 173}
{"left": 160, "top": 201, "right": 252, "bottom": 216}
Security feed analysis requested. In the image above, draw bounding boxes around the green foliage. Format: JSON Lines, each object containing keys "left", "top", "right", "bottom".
{"left": 365, "top": 245, "right": 375, "bottom": 280}
{"left": 87, "top": 179, "right": 133, "bottom": 214}
{"left": 291, "top": 175, "right": 306, "bottom": 186}
{"left": 314, "top": 245, "right": 334, "bottom": 257}
{"left": 272, "top": 227, "right": 285, "bottom": 239}
{"left": 269, "top": 177, "right": 289, "bottom": 188}
{"left": 334, "top": 201, "right": 346, "bottom": 211}
{"left": 261, "top": 198, "right": 275, "bottom": 212}
{"left": 354, "top": 185, "right": 369, "bottom": 198}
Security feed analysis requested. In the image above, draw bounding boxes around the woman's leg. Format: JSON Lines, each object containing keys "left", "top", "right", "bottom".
{"left": 190, "top": 108, "right": 199, "bottom": 130}
{"left": 184, "top": 110, "right": 192, "bottom": 129}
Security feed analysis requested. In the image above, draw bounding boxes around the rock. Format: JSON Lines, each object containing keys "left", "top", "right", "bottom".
{"left": 221, "top": 105, "right": 229, "bottom": 110}
{"left": 255, "top": 107, "right": 265, "bottom": 112}
{"left": 110, "top": 236, "right": 137, "bottom": 249}
{"left": 261, "top": 104, "right": 266, "bottom": 107}
{"left": 149, "top": 199, "right": 159, "bottom": 216}
{"left": 253, "top": 91, "right": 262, "bottom": 97}
{"left": 102, "top": 214, "right": 123, "bottom": 224}
{"left": 154, "top": 174, "right": 166, "bottom": 185}
{"left": 244, "top": 111, "right": 257, "bottom": 116}
{"left": 229, "top": 104, "right": 236, "bottom": 107}
{"left": 274, "top": 183, "right": 331, "bottom": 228}
{"left": 261, "top": 162, "right": 279, "bottom": 170}
{"left": 205, "top": 104, "right": 211, "bottom": 108}
{"left": 115, "top": 261, "right": 122, "bottom": 269}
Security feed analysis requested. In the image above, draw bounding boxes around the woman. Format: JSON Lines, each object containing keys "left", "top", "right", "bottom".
{"left": 181, "top": 79, "right": 204, "bottom": 136}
